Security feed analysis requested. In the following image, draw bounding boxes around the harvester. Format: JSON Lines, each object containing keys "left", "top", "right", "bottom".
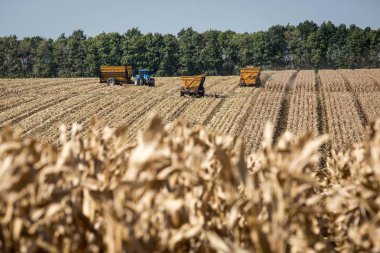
{"left": 99, "top": 66, "right": 133, "bottom": 85}
{"left": 240, "top": 67, "right": 261, "bottom": 87}
{"left": 179, "top": 75, "right": 206, "bottom": 97}
{"left": 135, "top": 69, "right": 155, "bottom": 86}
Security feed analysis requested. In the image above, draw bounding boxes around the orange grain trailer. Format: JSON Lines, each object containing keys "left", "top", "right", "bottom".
{"left": 240, "top": 67, "right": 261, "bottom": 87}
{"left": 99, "top": 66, "right": 133, "bottom": 85}
{"left": 179, "top": 75, "right": 206, "bottom": 97}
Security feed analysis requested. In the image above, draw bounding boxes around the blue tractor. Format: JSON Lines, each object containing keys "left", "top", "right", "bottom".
{"left": 135, "top": 69, "right": 155, "bottom": 86}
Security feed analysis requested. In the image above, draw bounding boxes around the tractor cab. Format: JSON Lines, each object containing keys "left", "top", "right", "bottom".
{"left": 135, "top": 69, "right": 155, "bottom": 86}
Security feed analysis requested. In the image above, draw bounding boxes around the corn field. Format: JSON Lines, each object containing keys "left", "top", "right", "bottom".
{"left": 1, "top": 69, "right": 380, "bottom": 252}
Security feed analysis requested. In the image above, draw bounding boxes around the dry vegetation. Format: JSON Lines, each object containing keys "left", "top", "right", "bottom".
{"left": 1, "top": 69, "right": 380, "bottom": 252}
{"left": 264, "top": 70, "right": 296, "bottom": 91}
{"left": 286, "top": 70, "right": 318, "bottom": 136}
{"left": 1, "top": 114, "right": 380, "bottom": 252}
{"left": 323, "top": 92, "right": 363, "bottom": 150}
{"left": 358, "top": 93, "right": 380, "bottom": 122}
{"left": 319, "top": 70, "right": 347, "bottom": 91}
{"left": 239, "top": 91, "right": 284, "bottom": 154}
{"left": 287, "top": 91, "right": 318, "bottom": 136}
{"left": 293, "top": 70, "right": 316, "bottom": 91}
{"left": 339, "top": 69, "right": 379, "bottom": 92}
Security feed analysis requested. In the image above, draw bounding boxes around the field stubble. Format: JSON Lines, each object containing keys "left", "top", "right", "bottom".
{"left": 0, "top": 69, "right": 380, "bottom": 154}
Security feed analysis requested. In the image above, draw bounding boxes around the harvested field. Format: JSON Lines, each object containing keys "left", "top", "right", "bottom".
{"left": 1, "top": 69, "right": 380, "bottom": 153}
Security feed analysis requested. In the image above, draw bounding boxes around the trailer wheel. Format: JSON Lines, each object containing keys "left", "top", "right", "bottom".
{"left": 107, "top": 78, "right": 116, "bottom": 86}
{"left": 240, "top": 82, "right": 245, "bottom": 87}
{"left": 198, "top": 87, "right": 205, "bottom": 97}
{"left": 180, "top": 92, "right": 184, "bottom": 97}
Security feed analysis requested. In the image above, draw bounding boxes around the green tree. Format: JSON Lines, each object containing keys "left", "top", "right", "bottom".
{"left": 285, "top": 27, "right": 300, "bottom": 68}
{"left": 32, "top": 39, "right": 54, "bottom": 77}
{"left": 53, "top": 34, "right": 70, "bottom": 77}
{"left": 252, "top": 31, "right": 271, "bottom": 68}
{"left": 0, "top": 38, "right": 5, "bottom": 76}
{"left": 66, "top": 30, "right": 88, "bottom": 76}
{"left": 218, "top": 31, "right": 239, "bottom": 75}
{"left": 19, "top": 37, "right": 44, "bottom": 77}
{"left": 121, "top": 28, "right": 148, "bottom": 74}
{"left": 318, "top": 21, "right": 337, "bottom": 68}
{"left": 177, "top": 27, "right": 202, "bottom": 75}
{"left": 306, "top": 32, "right": 323, "bottom": 69}
{"left": 236, "top": 33, "right": 254, "bottom": 68}
{"left": 200, "top": 30, "right": 223, "bottom": 75}
{"left": 267, "top": 25, "right": 287, "bottom": 68}
{"left": 145, "top": 33, "right": 165, "bottom": 73}
{"left": 0, "top": 22, "right": 379, "bottom": 77}
{"left": 368, "top": 30, "right": 380, "bottom": 68}
{"left": 97, "top": 32, "right": 122, "bottom": 65}
{"left": 326, "top": 24, "right": 349, "bottom": 68}
{"left": 85, "top": 37, "right": 99, "bottom": 77}
{"left": 86, "top": 32, "right": 122, "bottom": 76}
{"left": 157, "top": 34, "right": 179, "bottom": 76}
{"left": 2, "top": 36, "right": 21, "bottom": 77}
{"left": 346, "top": 25, "right": 371, "bottom": 68}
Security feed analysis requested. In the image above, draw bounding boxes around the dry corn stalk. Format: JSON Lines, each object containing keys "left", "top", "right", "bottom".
{"left": 1, "top": 115, "right": 380, "bottom": 252}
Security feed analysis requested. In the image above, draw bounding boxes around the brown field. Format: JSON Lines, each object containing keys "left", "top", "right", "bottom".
{"left": 1, "top": 69, "right": 380, "bottom": 252}
{"left": 1, "top": 69, "right": 379, "bottom": 153}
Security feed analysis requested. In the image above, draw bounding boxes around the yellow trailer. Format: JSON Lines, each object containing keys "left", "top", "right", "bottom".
{"left": 99, "top": 65, "right": 133, "bottom": 85}
{"left": 179, "top": 75, "right": 206, "bottom": 97}
{"left": 240, "top": 67, "right": 261, "bottom": 87}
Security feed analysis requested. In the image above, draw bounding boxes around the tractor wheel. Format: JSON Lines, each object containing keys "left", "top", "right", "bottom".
{"left": 139, "top": 79, "right": 144, "bottom": 85}
{"left": 180, "top": 92, "right": 184, "bottom": 97}
{"left": 107, "top": 78, "right": 116, "bottom": 86}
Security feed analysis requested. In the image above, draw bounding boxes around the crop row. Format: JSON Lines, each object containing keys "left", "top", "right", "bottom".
{"left": 293, "top": 70, "right": 316, "bottom": 91}
{"left": 287, "top": 91, "right": 318, "bottom": 136}
{"left": 264, "top": 70, "right": 296, "bottom": 91}
{"left": 239, "top": 91, "right": 284, "bottom": 154}
{"left": 324, "top": 92, "right": 363, "bottom": 150}
{"left": 359, "top": 69, "right": 380, "bottom": 84}
{"left": 0, "top": 78, "right": 97, "bottom": 99}
{"left": 318, "top": 70, "right": 347, "bottom": 91}
{"left": 338, "top": 69, "right": 379, "bottom": 92}
{"left": 358, "top": 93, "right": 380, "bottom": 123}
{"left": 207, "top": 89, "right": 258, "bottom": 136}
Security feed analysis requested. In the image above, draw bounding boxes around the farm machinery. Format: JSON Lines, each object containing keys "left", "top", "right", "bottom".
{"left": 99, "top": 65, "right": 134, "bottom": 85}
{"left": 240, "top": 67, "right": 261, "bottom": 87}
{"left": 179, "top": 75, "right": 206, "bottom": 97}
{"left": 135, "top": 69, "right": 155, "bottom": 86}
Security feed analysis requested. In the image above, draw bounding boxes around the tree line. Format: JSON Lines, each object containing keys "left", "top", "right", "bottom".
{"left": 0, "top": 21, "right": 379, "bottom": 78}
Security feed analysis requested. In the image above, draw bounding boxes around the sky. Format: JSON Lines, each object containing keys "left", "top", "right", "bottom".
{"left": 0, "top": 0, "right": 379, "bottom": 39}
